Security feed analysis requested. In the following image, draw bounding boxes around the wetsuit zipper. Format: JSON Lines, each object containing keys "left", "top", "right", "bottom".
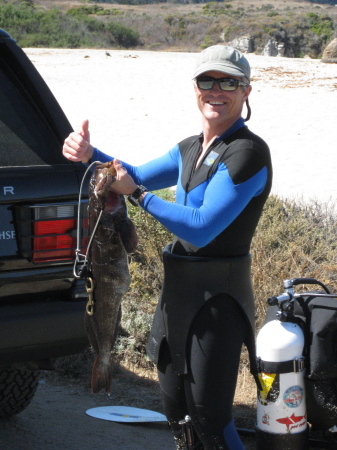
{"left": 184, "top": 148, "right": 201, "bottom": 206}
{"left": 183, "top": 120, "right": 246, "bottom": 206}
{"left": 184, "top": 140, "right": 219, "bottom": 206}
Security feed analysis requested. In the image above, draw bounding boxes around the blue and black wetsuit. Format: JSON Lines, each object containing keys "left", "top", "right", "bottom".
{"left": 91, "top": 118, "right": 272, "bottom": 449}
{"left": 91, "top": 118, "right": 271, "bottom": 257}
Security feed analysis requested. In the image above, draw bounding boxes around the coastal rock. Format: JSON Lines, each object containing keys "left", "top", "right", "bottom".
{"left": 277, "top": 42, "right": 285, "bottom": 57}
{"left": 261, "top": 39, "right": 287, "bottom": 57}
{"left": 231, "top": 36, "right": 255, "bottom": 53}
{"left": 322, "top": 38, "right": 337, "bottom": 63}
{"left": 262, "top": 39, "right": 278, "bottom": 57}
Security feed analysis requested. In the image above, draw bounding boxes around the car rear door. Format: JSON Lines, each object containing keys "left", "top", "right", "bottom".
{"left": 0, "top": 29, "right": 88, "bottom": 294}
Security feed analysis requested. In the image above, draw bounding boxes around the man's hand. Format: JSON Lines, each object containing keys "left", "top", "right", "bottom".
{"left": 62, "top": 119, "right": 94, "bottom": 163}
{"left": 111, "top": 159, "right": 138, "bottom": 195}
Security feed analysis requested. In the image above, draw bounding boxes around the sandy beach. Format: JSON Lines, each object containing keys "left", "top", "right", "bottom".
{"left": 24, "top": 48, "right": 337, "bottom": 207}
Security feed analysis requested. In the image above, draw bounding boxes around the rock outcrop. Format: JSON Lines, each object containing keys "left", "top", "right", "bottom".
{"left": 231, "top": 36, "right": 255, "bottom": 53}
{"left": 261, "top": 38, "right": 285, "bottom": 57}
{"left": 322, "top": 38, "right": 337, "bottom": 63}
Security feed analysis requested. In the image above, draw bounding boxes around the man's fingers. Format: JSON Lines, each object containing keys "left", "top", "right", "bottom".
{"left": 66, "top": 131, "right": 87, "bottom": 149}
{"left": 79, "top": 119, "right": 90, "bottom": 141}
{"left": 113, "top": 159, "right": 124, "bottom": 171}
{"left": 62, "top": 142, "right": 81, "bottom": 161}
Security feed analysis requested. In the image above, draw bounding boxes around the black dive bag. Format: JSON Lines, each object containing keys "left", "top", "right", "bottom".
{"left": 265, "top": 278, "right": 337, "bottom": 431}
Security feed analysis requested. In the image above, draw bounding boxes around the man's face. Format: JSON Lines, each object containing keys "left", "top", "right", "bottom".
{"left": 194, "top": 70, "right": 251, "bottom": 129}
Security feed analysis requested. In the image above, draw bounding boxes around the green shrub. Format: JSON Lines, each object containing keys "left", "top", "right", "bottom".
{"left": 0, "top": 1, "right": 140, "bottom": 48}
{"left": 267, "top": 11, "right": 279, "bottom": 17}
{"left": 67, "top": 5, "right": 122, "bottom": 17}
{"left": 106, "top": 21, "right": 140, "bottom": 47}
{"left": 306, "top": 12, "right": 334, "bottom": 41}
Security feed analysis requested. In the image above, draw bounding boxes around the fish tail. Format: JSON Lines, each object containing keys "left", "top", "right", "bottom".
{"left": 91, "top": 354, "right": 114, "bottom": 394}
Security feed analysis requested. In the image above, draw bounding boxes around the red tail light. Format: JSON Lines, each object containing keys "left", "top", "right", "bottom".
{"left": 16, "top": 202, "right": 88, "bottom": 263}
{"left": 33, "top": 218, "right": 76, "bottom": 262}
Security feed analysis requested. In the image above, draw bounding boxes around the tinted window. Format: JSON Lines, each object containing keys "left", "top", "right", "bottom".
{"left": 0, "top": 65, "right": 66, "bottom": 167}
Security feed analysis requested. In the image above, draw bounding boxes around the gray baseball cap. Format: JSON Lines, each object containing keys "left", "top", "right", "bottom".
{"left": 192, "top": 45, "right": 251, "bottom": 83}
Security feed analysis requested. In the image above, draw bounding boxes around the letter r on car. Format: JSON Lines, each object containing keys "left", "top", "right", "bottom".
{"left": 4, "top": 187, "right": 14, "bottom": 195}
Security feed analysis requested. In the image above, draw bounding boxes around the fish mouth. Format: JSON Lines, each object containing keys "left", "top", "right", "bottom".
{"left": 94, "top": 161, "right": 117, "bottom": 195}
{"left": 93, "top": 161, "right": 121, "bottom": 212}
{"left": 95, "top": 174, "right": 122, "bottom": 213}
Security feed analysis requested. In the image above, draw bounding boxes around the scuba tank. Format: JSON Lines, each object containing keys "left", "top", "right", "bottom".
{"left": 256, "top": 277, "right": 337, "bottom": 449}
{"left": 256, "top": 279, "right": 308, "bottom": 449}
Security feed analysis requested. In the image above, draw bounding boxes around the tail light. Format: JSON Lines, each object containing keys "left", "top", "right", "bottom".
{"left": 15, "top": 202, "right": 88, "bottom": 263}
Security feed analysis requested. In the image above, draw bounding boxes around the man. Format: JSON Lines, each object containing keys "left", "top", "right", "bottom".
{"left": 63, "top": 45, "right": 272, "bottom": 449}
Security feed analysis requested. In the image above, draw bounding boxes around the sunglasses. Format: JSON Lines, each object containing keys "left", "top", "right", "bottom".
{"left": 195, "top": 77, "right": 248, "bottom": 91}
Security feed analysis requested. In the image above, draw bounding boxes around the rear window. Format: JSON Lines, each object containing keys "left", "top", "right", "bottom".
{"left": 0, "top": 63, "right": 66, "bottom": 167}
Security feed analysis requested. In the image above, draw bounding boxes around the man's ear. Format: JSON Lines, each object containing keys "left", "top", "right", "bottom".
{"left": 243, "top": 84, "right": 252, "bottom": 102}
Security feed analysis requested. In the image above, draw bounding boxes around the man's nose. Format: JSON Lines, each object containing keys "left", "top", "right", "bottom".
{"left": 210, "top": 82, "right": 224, "bottom": 93}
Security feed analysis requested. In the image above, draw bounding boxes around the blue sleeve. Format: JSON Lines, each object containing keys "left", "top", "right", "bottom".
{"left": 91, "top": 147, "right": 114, "bottom": 164}
{"left": 142, "top": 162, "right": 268, "bottom": 247}
{"left": 91, "top": 146, "right": 180, "bottom": 191}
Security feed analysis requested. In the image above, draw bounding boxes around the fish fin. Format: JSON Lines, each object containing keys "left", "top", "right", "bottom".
{"left": 91, "top": 354, "right": 114, "bottom": 394}
{"left": 119, "top": 218, "right": 138, "bottom": 253}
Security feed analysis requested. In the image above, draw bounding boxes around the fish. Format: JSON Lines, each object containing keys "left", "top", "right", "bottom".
{"left": 85, "top": 160, "right": 138, "bottom": 394}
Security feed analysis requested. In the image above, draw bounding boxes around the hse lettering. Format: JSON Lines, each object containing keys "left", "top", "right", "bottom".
{"left": 0, "top": 230, "right": 15, "bottom": 239}
{"left": 3, "top": 186, "right": 14, "bottom": 195}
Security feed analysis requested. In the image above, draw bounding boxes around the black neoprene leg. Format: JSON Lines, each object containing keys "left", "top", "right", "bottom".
{"left": 157, "top": 339, "right": 188, "bottom": 441}
{"left": 157, "top": 294, "right": 249, "bottom": 450}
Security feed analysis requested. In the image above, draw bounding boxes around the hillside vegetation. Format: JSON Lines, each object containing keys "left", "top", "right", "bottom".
{"left": 1, "top": 0, "right": 336, "bottom": 57}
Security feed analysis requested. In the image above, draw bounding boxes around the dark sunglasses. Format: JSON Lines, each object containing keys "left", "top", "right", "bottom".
{"left": 196, "top": 77, "right": 248, "bottom": 91}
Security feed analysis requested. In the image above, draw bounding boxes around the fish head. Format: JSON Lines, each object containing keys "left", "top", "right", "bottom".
{"left": 90, "top": 161, "right": 138, "bottom": 253}
{"left": 93, "top": 161, "right": 124, "bottom": 213}
{"left": 94, "top": 161, "right": 116, "bottom": 197}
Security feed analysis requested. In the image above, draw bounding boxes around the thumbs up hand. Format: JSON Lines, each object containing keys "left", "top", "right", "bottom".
{"left": 62, "top": 119, "right": 94, "bottom": 163}
{"left": 79, "top": 119, "right": 90, "bottom": 142}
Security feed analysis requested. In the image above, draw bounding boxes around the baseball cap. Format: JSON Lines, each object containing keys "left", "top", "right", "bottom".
{"left": 192, "top": 45, "right": 251, "bottom": 83}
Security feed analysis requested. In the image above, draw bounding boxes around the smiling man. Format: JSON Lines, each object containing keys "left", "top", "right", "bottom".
{"left": 63, "top": 45, "right": 272, "bottom": 449}
{"left": 193, "top": 46, "right": 252, "bottom": 151}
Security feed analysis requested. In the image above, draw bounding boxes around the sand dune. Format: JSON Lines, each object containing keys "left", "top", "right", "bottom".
{"left": 25, "top": 48, "right": 337, "bottom": 207}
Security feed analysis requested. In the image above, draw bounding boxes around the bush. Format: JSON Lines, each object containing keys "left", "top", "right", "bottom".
{"left": 0, "top": 1, "right": 140, "bottom": 48}
{"left": 106, "top": 21, "right": 140, "bottom": 47}
{"left": 251, "top": 196, "right": 337, "bottom": 326}
{"left": 114, "top": 189, "right": 174, "bottom": 369}
{"left": 306, "top": 12, "right": 334, "bottom": 41}
{"left": 115, "top": 193, "right": 337, "bottom": 370}
{"left": 67, "top": 5, "right": 122, "bottom": 17}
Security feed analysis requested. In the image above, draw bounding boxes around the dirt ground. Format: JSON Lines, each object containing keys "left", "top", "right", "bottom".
{"left": 0, "top": 363, "right": 335, "bottom": 449}
{"left": 0, "top": 365, "right": 258, "bottom": 450}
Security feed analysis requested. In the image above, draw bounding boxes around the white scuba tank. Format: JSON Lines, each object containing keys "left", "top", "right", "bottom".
{"left": 256, "top": 320, "right": 307, "bottom": 450}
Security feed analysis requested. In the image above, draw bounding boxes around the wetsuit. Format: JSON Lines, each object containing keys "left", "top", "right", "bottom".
{"left": 91, "top": 118, "right": 272, "bottom": 449}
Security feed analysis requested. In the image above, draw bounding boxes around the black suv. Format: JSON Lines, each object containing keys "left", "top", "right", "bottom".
{"left": 0, "top": 30, "right": 89, "bottom": 417}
